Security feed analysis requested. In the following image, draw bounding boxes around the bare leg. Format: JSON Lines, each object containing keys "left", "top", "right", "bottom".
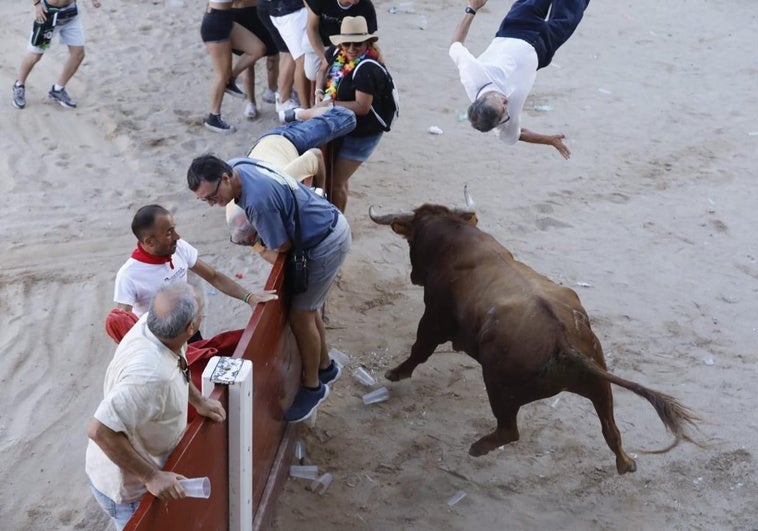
{"left": 277, "top": 52, "right": 295, "bottom": 102}
{"left": 294, "top": 55, "right": 310, "bottom": 108}
{"left": 330, "top": 156, "right": 363, "bottom": 213}
{"left": 17, "top": 52, "right": 43, "bottom": 85}
{"left": 206, "top": 40, "right": 233, "bottom": 115}
{"left": 289, "top": 309, "right": 325, "bottom": 388}
{"left": 230, "top": 23, "right": 266, "bottom": 78}
{"left": 266, "top": 54, "right": 278, "bottom": 93}
{"left": 56, "top": 45, "right": 85, "bottom": 87}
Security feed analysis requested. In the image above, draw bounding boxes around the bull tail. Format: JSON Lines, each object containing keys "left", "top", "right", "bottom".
{"left": 561, "top": 348, "right": 703, "bottom": 453}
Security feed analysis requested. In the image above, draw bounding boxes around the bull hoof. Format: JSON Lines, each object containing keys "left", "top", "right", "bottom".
{"left": 468, "top": 439, "right": 495, "bottom": 457}
{"left": 385, "top": 368, "right": 411, "bottom": 382}
{"left": 616, "top": 455, "right": 637, "bottom": 475}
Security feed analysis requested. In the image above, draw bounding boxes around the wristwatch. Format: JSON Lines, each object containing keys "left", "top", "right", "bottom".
{"left": 465, "top": 6, "right": 476, "bottom": 15}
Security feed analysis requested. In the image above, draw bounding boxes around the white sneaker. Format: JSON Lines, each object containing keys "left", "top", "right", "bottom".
{"left": 275, "top": 94, "right": 298, "bottom": 113}
{"left": 244, "top": 102, "right": 258, "bottom": 119}
{"left": 262, "top": 88, "right": 276, "bottom": 104}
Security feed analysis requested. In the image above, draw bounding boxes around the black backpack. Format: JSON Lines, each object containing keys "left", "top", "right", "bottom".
{"left": 351, "top": 59, "right": 400, "bottom": 132}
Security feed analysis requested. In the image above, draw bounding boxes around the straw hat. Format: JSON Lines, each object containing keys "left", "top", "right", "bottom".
{"left": 329, "top": 16, "right": 379, "bottom": 46}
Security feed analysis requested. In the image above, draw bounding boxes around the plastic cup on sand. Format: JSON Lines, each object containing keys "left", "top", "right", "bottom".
{"left": 290, "top": 465, "right": 319, "bottom": 480}
{"left": 353, "top": 367, "right": 377, "bottom": 387}
{"left": 310, "top": 472, "right": 333, "bottom": 495}
{"left": 362, "top": 386, "right": 389, "bottom": 405}
{"left": 329, "top": 348, "right": 350, "bottom": 367}
{"left": 179, "top": 477, "right": 211, "bottom": 498}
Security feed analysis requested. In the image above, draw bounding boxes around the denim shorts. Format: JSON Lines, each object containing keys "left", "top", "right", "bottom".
{"left": 90, "top": 483, "right": 141, "bottom": 531}
{"left": 337, "top": 132, "right": 383, "bottom": 162}
{"left": 292, "top": 214, "right": 351, "bottom": 311}
{"left": 201, "top": 8, "right": 234, "bottom": 43}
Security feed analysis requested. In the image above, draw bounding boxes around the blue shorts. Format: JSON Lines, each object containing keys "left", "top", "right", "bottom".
{"left": 337, "top": 132, "right": 383, "bottom": 162}
{"left": 201, "top": 8, "right": 234, "bottom": 43}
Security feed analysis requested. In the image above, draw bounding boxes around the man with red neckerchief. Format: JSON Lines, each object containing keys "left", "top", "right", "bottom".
{"left": 108, "top": 205, "right": 277, "bottom": 398}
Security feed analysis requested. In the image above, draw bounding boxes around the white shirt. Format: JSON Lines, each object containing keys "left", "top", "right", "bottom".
{"left": 449, "top": 39, "right": 538, "bottom": 145}
{"left": 85, "top": 314, "right": 189, "bottom": 503}
{"left": 114, "top": 239, "right": 198, "bottom": 317}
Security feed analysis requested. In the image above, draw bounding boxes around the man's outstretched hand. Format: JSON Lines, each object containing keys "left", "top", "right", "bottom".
{"left": 550, "top": 134, "right": 571, "bottom": 159}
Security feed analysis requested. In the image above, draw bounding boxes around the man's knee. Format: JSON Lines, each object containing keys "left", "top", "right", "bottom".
{"left": 69, "top": 46, "right": 85, "bottom": 61}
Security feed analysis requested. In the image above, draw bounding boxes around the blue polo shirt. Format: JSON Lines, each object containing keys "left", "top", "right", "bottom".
{"left": 230, "top": 157, "right": 336, "bottom": 250}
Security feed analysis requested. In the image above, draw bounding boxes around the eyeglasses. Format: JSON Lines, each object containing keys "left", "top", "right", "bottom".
{"left": 342, "top": 41, "right": 367, "bottom": 49}
{"left": 199, "top": 179, "right": 222, "bottom": 202}
{"left": 178, "top": 355, "right": 190, "bottom": 384}
{"left": 498, "top": 110, "right": 511, "bottom": 126}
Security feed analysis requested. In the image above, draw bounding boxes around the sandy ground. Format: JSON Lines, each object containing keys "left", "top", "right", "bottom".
{"left": 1, "top": 0, "right": 756, "bottom": 530}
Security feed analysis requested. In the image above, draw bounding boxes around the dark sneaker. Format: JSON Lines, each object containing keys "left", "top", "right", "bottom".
{"left": 283, "top": 383, "right": 330, "bottom": 423}
{"left": 48, "top": 86, "right": 76, "bottom": 109}
{"left": 12, "top": 82, "right": 25, "bottom": 109}
{"left": 318, "top": 360, "right": 342, "bottom": 386}
{"left": 225, "top": 78, "right": 245, "bottom": 99}
{"left": 204, "top": 113, "right": 236, "bottom": 134}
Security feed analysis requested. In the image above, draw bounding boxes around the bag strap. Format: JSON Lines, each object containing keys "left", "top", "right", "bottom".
{"left": 231, "top": 159, "right": 303, "bottom": 249}
{"left": 352, "top": 59, "right": 391, "bottom": 130}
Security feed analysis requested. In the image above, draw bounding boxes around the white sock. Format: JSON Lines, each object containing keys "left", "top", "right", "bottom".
{"left": 53, "top": 84, "right": 64, "bottom": 91}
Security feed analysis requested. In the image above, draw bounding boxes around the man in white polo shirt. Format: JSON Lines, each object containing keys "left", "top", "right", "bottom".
{"left": 450, "top": 0, "right": 590, "bottom": 159}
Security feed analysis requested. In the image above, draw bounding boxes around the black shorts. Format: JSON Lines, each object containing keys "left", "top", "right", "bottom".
{"left": 232, "top": 6, "right": 277, "bottom": 56}
{"left": 255, "top": 1, "right": 289, "bottom": 53}
{"left": 200, "top": 8, "right": 234, "bottom": 43}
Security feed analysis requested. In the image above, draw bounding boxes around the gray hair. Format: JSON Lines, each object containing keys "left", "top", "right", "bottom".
{"left": 147, "top": 283, "right": 198, "bottom": 339}
{"left": 467, "top": 97, "right": 502, "bottom": 132}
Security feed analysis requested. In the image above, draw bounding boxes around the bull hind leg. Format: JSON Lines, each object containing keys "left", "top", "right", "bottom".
{"left": 577, "top": 380, "right": 637, "bottom": 474}
{"left": 469, "top": 375, "right": 521, "bottom": 456}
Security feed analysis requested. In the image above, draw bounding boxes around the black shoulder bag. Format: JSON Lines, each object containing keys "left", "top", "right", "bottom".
{"left": 285, "top": 186, "right": 309, "bottom": 294}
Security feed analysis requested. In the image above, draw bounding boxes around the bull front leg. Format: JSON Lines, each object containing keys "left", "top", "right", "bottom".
{"left": 386, "top": 311, "right": 446, "bottom": 381}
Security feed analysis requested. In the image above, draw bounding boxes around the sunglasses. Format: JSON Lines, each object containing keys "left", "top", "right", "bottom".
{"left": 199, "top": 178, "right": 222, "bottom": 202}
{"left": 178, "top": 355, "right": 191, "bottom": 384}
{"left": 342, "top": 41, "right": 367, "bottom": 49}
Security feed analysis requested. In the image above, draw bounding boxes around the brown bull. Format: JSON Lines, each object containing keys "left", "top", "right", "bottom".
{"left": 370, "top": 198, "right": 699, "bottom": 474}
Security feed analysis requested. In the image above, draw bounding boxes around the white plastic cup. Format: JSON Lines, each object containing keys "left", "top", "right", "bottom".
{"left": 290, "top": 465, "right": 319, "bottom": 480}
{"left": 447, "top": 490, "right": 466, "bottom": 506}
{"left": 309, "top": 472, "right": 333, "bottom": 495}
{"left": 362, "top": 386, "right": 389, "bottom": 405}
{"left": 353, "top": 367, "right": 377, "bottom": 387}
{"left": 179, "top": 477, "right": 211, "bottom": 499}
{"left": 329, "top": 348, "right": 350, "bottom": 367}
{"left": 294, "top": 440, "right": 306, "bottom": 462}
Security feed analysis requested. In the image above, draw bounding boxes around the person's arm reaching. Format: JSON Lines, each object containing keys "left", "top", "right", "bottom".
{"left": 87, "top": 418, "right": 187, "bottom": 500}
{"left": 451, "top": 0, "right": 487, "bottom": 44}
{"left": 519, "top": 128, "right": 571, "bottom": 159}
{"left": 190, "top": 259, "right": 277, "bottom": 308}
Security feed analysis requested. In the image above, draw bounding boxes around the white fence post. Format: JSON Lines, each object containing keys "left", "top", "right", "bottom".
{"left": 202, "top": 356, "right": 254, "bottom": 531}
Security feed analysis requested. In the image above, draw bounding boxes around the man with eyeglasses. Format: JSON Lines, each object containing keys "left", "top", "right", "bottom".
{"left": 450, "top": 0, "right": 590, "bottom": 159}
{"left": 86, "top": 283, "right": 226, "bottom": 529}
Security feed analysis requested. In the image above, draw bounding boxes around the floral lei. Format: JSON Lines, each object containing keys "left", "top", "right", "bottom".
{"left": 324, "top": 46, "right": 379, "bottom": 99}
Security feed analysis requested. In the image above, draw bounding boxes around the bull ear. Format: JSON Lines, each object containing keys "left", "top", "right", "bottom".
{"left": 390, "top": 219, "right": 413, "bottom": 238}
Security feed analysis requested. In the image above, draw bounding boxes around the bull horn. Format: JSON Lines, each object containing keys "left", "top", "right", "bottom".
{"left": 369, "top": 205, "right": 410, "bottom": 225}
{"left": 464, "top": 185, "right": 475, "bottom": 209}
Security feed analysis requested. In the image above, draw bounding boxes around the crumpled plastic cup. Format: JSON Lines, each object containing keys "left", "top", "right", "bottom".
{"left": 310, "top": 472, "right": 333, "bottom": 495}
{"left": 179, "top": 477, "right": 211, "bottom": 499}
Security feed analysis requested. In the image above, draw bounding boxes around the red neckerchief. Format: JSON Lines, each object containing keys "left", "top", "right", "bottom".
{"left": 131, "top": 242, "right": 174, "bottom": 269}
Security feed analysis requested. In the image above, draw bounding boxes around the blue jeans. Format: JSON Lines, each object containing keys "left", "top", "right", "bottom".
{"left": 257, "top": 106, "right": 357, "bottom": 154}
{"left": 90, "top": 483, "right": 141, "bottom": 531}
{"left": 496, "top": 0, "right": 590, "bottom": 69}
